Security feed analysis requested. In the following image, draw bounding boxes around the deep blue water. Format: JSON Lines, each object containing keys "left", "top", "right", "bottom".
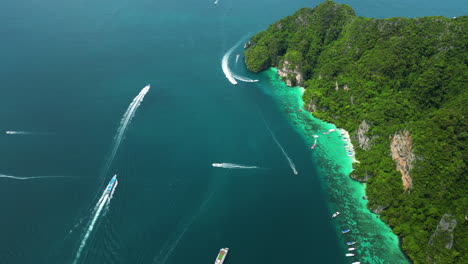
{"left": 0, "top": 0, "right": 465, "bottom": 263}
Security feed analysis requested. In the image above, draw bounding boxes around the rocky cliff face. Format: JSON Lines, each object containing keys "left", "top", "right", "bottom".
{"left": 427, "top": 214, "right": 457, "bottom": 263}
{"left": 353, "top": 120, "right": 373, "bottom": 150}
{"left": 390, "top": 129, "right": 415, "bottom": 191}
{"left": 277, "top": 60, "right": 304, "bottom": 87}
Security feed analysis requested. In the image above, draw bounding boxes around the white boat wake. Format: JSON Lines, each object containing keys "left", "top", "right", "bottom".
{"left": 101, "top": 84, "right": 150, "bottom": 177}
{"left": 5, "top": 131, "right": 49, "bottom": 135}
{"left": 0, "top": 173, "right": 71, "bottom": 180}
{"left": 221, "top": 46, "right": 238, "bottom": 85}
{"left": 221, "top": 39, "right": 259, "bottom": 85}
{"left": 72, "top": 176, "right": 118, "bottom": 264}
{"left": 153, "top": 191, "right": 215, "bottom": 264}
{"left": 231, "top": 72, "right": 259, "bottom": 83}
{"left": 212, "top": 163, "right": 260, "bottom": 169}
{"left": 262, "top": 119, "right": 298, "bottom": 175}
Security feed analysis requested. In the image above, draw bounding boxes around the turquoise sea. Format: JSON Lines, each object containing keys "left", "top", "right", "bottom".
{"left": 0, "top": 0, "right": 465, "bottom": 263}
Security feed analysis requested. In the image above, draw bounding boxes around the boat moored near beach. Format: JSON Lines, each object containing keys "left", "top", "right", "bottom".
{"left": 342, "top": 229, "right": 350, "bottom": 234}
{"left": 347, "top": 241, "right": 357, "bottom": 245}
{"left": 332, "top": 211, "right": 340, "bottom": 218}
{"left": 215, "top": 248, "right": 229, "bottom": 264}
{"left": 348, "top": 247, "right": 356, "bottom": 251}
{"left": 346, "top": 253, "right": 355, "bottom": 257}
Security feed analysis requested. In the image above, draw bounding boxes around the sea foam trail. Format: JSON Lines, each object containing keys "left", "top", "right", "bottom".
{"left": 212, "top": 163, "right": 259, "bottom": 169}
{"left": 221, "top": 46, "right": 238, "bottom": 85}
{"left": 101, "top": 85, "right": 150, "bottom": 177}
{"left": 72, "top": 178, "right": 117, "bottom": 264}
{"left": 0, "top": 174, "right": 71, "bottom": 180}
{"left": 5, "top": 131, "right": 49, "bottom": 135}
{"left": 262, "top": 119, "right": 298, "bottom": 175}
{"left": 221, "top": 39, "right": 259, "bottom": 84}
{"left": 153, "top": 191, "right": 215, "bottom": 264}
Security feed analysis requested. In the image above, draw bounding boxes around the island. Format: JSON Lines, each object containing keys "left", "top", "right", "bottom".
{"left": 244, "top": 1, "right": 467, "bottom": 263}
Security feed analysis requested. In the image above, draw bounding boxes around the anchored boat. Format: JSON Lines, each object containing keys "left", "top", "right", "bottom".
{"left": 347, "top": 241, "right": 356, "bottom": 245}
{"left": 215, "top": 248, "right": 229, "bottom": 264}
{"left": 332, "top": 211, "right": 340, "bottom": 218}
{"left": 342, "top": 229, "right": 350, "bottom": 234}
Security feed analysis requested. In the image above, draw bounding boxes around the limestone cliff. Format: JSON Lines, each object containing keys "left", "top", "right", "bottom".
{"left": 427, "top": 214, "right": 457, "bottom": 263}
{"left": 353, "top": 120, "right": 373, "bottom": 150}
{"left": 390, "top": 129, "right": 415, "bottom": 191}
{"left": 277, "top": 60, "right": 304, "bottom": 87}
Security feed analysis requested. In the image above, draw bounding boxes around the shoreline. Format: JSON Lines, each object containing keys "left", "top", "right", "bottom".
{"left": 260, "top": 68, "right": 408, "bottom": 263}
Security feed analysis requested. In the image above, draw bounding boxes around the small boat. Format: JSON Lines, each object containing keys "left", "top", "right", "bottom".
{"left": 215, "top": 248, "right": 229, "bottom": 264}
{"left": 104, "top": 175, "right": 118, "bottom": 196}
{"left": 312, "top": 135, "right": 319, "bottom": 138}
{"left": 311, "top": 139, "right": 317, "bottom": 149}
{"left": 352, "top": 262, "right": 361, "bottom": 264}
{"left": 342, "top": 229, "right": 350, "bottom": 234}
{"left": 348, "top": 248, "right": 356, "bottom": 251}
{"left": 212, "top": 163, "right": 223, "bottom": 167}
{"left": 328, "top": 128, "right": 336, "bottom": 132}
{"left": 347, "top": 241, "right": 356, "bottom": 245}
{"left": 332, "top": 212, "right": 340, "bottom": 218}
{"left": 346, "top": 253, "right": 355, "bottom": 257}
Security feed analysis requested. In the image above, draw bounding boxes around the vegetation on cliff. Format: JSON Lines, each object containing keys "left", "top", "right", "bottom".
{"left": 245, "top": 1, "right": 467, "bottom": 263}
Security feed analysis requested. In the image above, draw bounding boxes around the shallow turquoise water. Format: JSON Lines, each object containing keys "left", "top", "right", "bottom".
{"left": 259, "top": 68, "right": 408, "bottom": 263}
{"left": 0, "top": 0, "right": 465, "bottom": 263}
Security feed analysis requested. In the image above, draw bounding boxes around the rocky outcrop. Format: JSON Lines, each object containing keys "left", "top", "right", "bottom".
{"left": 427, "top": 214, "right": 457, "bottom": 263}
{"left": 243, "top": 41, "right": 251, "bottom": 49}
{"left": 372, "top": 205, "right": 387, "bottom": 214}
{"left": 277, "top": 60, "right": 304, "bottom": 86}
{"left": 391, "top": 129, "right": 414, "bottom": 191}
{"left": 306, "top": 99, "right": 316, "bottom": 112}
{"left": 354, "top": 120, "right": 372, "bottom": 150}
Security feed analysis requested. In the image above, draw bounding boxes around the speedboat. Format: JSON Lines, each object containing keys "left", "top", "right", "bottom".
{"left": 332, "top": 212, "right": 340, "bottom": 218}
{"left": 104, "top": 175, "right": 118, "bottom": 196}
{"left": 352, "top": 262, "right": 361, "bottom": 264}
{"left": 346, "top": 253, "right": 354, "bottom": 257}
{"left": 342, "top": 229, "right": 350, "bottom": 234}
{"left": 348, "top": 248, "right": 356, "bottom": 251}
{"left": 212, "top": 163, "right": 223, "bottom": 167}
{"left": 312, "top": 135, "right": 319, "bottom": 138}
{"left": 347, "top": 241, "right": 356, "bottom": 245}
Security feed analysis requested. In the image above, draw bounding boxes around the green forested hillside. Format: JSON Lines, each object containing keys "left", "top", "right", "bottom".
{"left": 245, "top": 1, "right": 467, "bottom": 263}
